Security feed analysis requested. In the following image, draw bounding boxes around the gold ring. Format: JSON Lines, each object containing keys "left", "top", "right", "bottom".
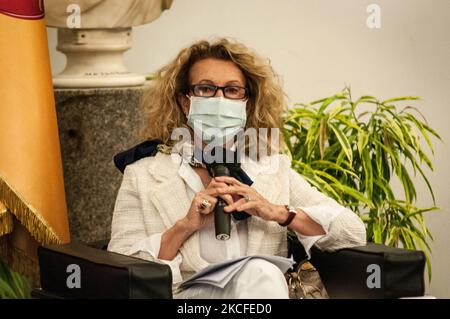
{"left": 244, "top": 195, "right": 251, "bottom": 203}
{"left": 199, "top": 199, "right": 211, "bottom": 210}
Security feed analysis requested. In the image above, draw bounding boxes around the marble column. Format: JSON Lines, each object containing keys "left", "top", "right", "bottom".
{"left": 55, "top": 84, "right": 150, "bottom": 243}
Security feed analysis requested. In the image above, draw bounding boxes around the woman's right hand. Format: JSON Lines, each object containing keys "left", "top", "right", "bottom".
{"left": 158, "top": 178, "right": 234, "bottom": 261}
{"left": 183, "top": 178, "right": 234, "bottom": 232}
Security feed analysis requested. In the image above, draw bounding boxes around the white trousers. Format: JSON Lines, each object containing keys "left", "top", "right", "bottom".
{"left": 174, "top": 259, "right": 290, "bottom": 299}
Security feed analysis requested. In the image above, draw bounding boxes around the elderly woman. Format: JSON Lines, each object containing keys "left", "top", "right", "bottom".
{"left": 107, "top": 38, "right": 366, "bottom": 299}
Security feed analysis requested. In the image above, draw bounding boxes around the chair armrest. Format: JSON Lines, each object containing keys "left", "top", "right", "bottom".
{"left": 310, "top": 243, "right": 426, "bottom": 299}
{"left": 85, "top": 239, "right": 110, "bottom": 250}
{"left": 36, "top": 241, "right": 173, "bottom": 299}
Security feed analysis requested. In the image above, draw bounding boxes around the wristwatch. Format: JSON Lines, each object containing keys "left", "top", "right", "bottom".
{"left": 278, "top": 205, "right": 297, "bottom": 227}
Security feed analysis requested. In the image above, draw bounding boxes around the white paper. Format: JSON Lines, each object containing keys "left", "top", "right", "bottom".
{"left": 178, "top": 254, "right": 295, "bottom": 291}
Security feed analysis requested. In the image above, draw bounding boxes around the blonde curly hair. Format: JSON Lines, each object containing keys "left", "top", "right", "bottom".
{"left": 140, "top": 37, "right": 287, "bottom": 157}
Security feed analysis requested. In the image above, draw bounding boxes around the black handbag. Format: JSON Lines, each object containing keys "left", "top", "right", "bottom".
{"left": 285, "top": 260, "right": 329, "bottom": 299}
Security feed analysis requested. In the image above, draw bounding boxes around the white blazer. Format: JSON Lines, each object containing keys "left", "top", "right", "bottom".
{"left": 108, "top": 151, "right": 366, "bottom": 283}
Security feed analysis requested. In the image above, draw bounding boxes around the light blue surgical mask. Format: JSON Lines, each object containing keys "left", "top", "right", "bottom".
{"left": 186, "top": 96, "right": 247, "bottom": 145}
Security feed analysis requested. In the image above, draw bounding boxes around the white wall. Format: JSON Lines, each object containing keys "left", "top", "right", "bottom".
{"left": 47, "top": 0, "right": 450, "bottom": 297}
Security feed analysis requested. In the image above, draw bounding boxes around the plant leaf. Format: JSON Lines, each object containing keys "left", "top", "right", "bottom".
{"left": 328, "top": 122, "right": 353, "bottom": 164}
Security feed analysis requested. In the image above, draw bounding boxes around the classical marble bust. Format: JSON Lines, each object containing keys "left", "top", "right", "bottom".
{"left": 45, "top": 0, "right": 173, "bottom": 88}
{"left": 45, "top": 0, "right": 173, "bottom": 28}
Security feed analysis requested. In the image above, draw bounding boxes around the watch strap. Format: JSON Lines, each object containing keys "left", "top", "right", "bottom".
{"left": 278, "top": 205, "right": 296, "bottom": 227}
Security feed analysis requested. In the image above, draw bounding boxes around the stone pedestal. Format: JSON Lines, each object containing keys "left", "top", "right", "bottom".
{"left": 55, "top": 84, "right": 150, "bottom": 243}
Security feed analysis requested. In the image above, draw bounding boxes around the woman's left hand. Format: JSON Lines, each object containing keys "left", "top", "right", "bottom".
{"left": 214, "top": 176, "right": 286, "bottom": 223}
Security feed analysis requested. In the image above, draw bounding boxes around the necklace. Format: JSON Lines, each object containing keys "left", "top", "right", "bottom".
{"left": 189, "top": 154, "right": 207, "bottom": 168}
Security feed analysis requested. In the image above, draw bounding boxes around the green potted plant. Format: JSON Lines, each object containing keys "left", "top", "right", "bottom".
{"left": 0, "top": 258, "right": 31, "bottom": 299}
{"left": 282, "top": 87, "right": 441, "bottom": 280}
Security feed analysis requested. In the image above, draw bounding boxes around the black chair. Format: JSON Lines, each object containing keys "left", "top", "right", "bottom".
{"left": 32, "top": 141, "right": 426, "bottom": 299}
{"left": 32, "top": 236, "right": 425, "bottom": 299}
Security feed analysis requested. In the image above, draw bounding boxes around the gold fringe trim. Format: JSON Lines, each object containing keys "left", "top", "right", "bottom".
{"left": 0, "top": 172, "right": 62, "bottom": 245}
{"left": 0, "top": 201, "right": 6, "bottom": 213}
{"left": 0, "top": 236, "right": 39, "bottom": 288}
{"left": 0, "top": 201, "right": 14, "bottom": 236}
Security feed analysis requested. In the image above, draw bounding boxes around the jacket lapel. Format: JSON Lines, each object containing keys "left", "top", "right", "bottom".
{"left": 147, "top": 152, "right": 210, "bottom": 272}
